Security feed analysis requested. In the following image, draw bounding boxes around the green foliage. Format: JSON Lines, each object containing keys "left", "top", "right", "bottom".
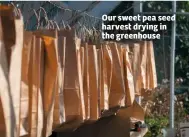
{"left": 175, "top": 2, "right": 189, "bottom": 85}
{"left": 144, "top": 1, "right": 189, "bottom": 85}
{"left": 145, "top": 116, "right": 169, "bottom": 137}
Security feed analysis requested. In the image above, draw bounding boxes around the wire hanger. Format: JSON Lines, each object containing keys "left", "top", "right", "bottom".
{"left": 33, "top": 7, "right": 49, "bottom": 30}
{"left": 39, "top": 7, "right": 49, "bottom": 29}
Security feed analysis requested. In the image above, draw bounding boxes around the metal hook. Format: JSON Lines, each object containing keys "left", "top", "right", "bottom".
{"left": 39, "top": 7, "right": 49, "bottom": 29}
{"left": 11, "top": 2, "right": 20, "bottom": 18}
{"left": 61, "top": 19, "right": 66, "bottom": 29}
{"left": 52, "top": 20, "right": 60, "bottom": 30}
{"left": 66, "top": 21, "right": 71, "bottom": 30}
{"left": 49, "top": 20, "right": 55, "bottom": 29}
{"left": 33, "top": 9, "right": 40, "bottom": 29}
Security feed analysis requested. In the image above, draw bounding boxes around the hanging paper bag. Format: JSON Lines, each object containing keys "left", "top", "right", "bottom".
{"left": 147, "top": 41, "right": 157, "bottom": 89}
{"left": 99, "top": 45, "right": 109, "bottom": 111}
{"left": 140, "top": 41, "right": 147, "bottom": 90}
{"left": 55, "top": 29, "right": 85, "bottom": 131}
{"left": 42, "top": 36, "right": 58, "bottom": 137}
{"left": 19, "top": 31, "right": 33, "bottom": 136}
{"left": 103, "top": 45, "right": 113, "bottom": 111}
{"left": 76, "top": 37, "right": 85, "bottom": 122}
{"left": 132, "top": 43, "right": 142, "bottom": 95}
{"left": 53, "top": 32, "right": 66, "bottom": 128}
{"left": 31, "top": 35, "right": 44, "bottom": 137}
{"left": 83, "top": 43, "right": 90, "bottom": 120}
{"left": 80, "top": 47, "right": 85, "bottom": 79}
{"left": 88, "top": 45, "right": 99, "bottom": 120}
{"left": 0, "top": 6, "right": 16, "bottom": 137}
{"left": 118, "top": 100, "right": 145, "bottom": 121}
{"left": 8, "top": 12, "right": 24, "bottom": 137}
{"left": 123, "top": 46, "right": 135, "bottom": 106}
{"left": 108, "top": 43, "right": 125, "bottom": 108}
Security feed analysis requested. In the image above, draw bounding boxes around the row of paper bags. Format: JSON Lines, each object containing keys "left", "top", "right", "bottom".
{"left": 0, "top": 6, "right": 157, "bottom": 137}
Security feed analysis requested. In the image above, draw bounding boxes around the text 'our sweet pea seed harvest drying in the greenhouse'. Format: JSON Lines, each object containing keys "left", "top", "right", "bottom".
{"left": 101, "top": 14, "right": 176, "bottom": 41}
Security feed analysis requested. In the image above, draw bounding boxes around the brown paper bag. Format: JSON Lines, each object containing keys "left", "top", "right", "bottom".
{"left": 123, "top": 46, "right": 135, "bottom": 106}
{"left": 96, "top": 49, "right": 102, "bottom": 116}
{"left": 0, "top": 37, "right": 12, "bottom": 137}
{"left": 80, "top": 47, "right": 85, "bottom": 79}
{"left": 19, "top": 31, "right": 33, "bottom": 136}
{"left": 0, "top": 6, "right": 16, "bottom": 69}
{"left": 8, "top": 16, "right": 24, "bottom": 137}
{"left": 140, "top": 41, "right": 147, "bottom": 89}
{"left": 97, "top": 48, "right": 102, "bottom": 112}
{"left": 28, "top": 35, "right": 44, "bottom": 137}
{"left": 80, "top": 46, "right": 87, "bottom": 120}
{"left": 118, "top": 100, "right": 145, "bottom": 121}
{"left": 0, "top": 6, "right": 16, "bottom": 137}
{"left": 76, "top": 37, "right": 85, "bottom": 122}
{"left": 53, "top": 76, "right": 60, "bottom": 129}
{"left": 55, "top": 29, "right": 85, "bottom": 131}
{"left": 31, "top": 30, "right": 57, "bottom": 136}
{"left": 109, "top": 43, "right": 125, "bottom": 108}
{"left": 147, "top": 41, "right": 157, "bottom": 89}
{"left": 53, "top": 33, "right": 66, "bottom": 128}
{"left": 145, "top": 46, "right": 150, "bottom": 89}
{"left": 141, "top": 89, "right": 153, "bottom": 101}
{"left": 99, "top": 45, "right": 109, "bottom": 111}
{"left": 0, "top": 6, "right": 25, "bottom": 137}
{"left": 30, "top": 30, "right": 54, "bottom": 137}
{"left": 27, "top": 35, "right": 34, "bottom": 137}
{"left": 34, "top": 30, "right": 66, "bottom": 134}
{"left": 132, "top": 43, "right": 142, "bottom": 95}
{"left": 118, "top": 46, "right": 126, "bottom": 107}
{"left": 88, "top": 45, "right": 99, "bottom": 120}
{"left": 83, "top": 43, "right": 90, "bottom": 120}
{"left": 42, "top": 36, "right": 58, "bottom": 137}
{"left": 33, "top": 36, "right": 44, "bottom": 137}
{"left": 102, "top": 45, "right": 113, "bottom": 111}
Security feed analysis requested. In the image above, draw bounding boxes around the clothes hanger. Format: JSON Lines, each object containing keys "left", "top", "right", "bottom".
{"left": 33, "top": 9, "right": 41, "bottom": 30}
{"left": 39, "top": 7, "right": 50, "bottom": 29}
{"left": 25, "top": 6, "right": 48, "bottom": 30}
{"left": 34, "top": 7, "right": 50, "bottom": 30}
